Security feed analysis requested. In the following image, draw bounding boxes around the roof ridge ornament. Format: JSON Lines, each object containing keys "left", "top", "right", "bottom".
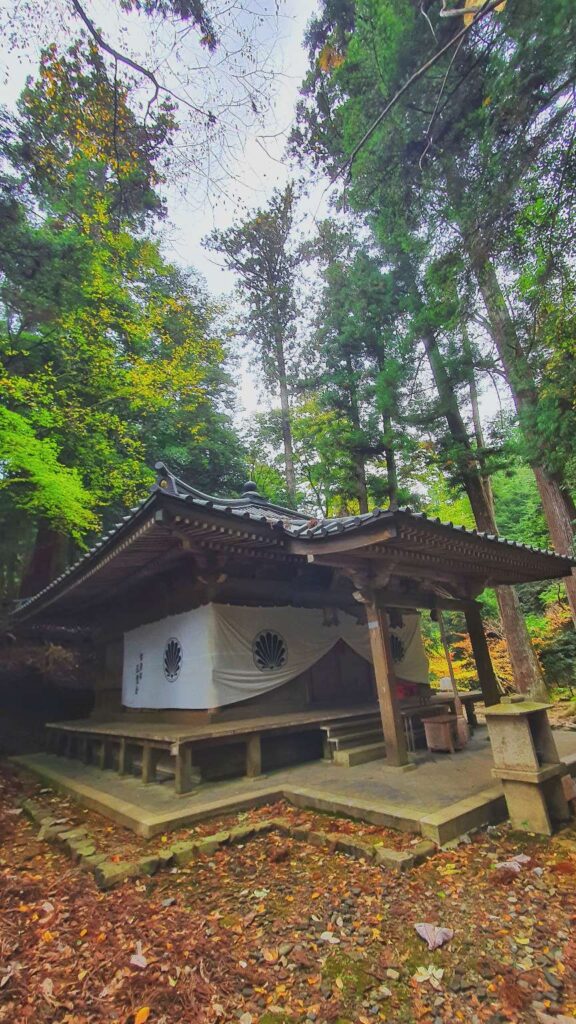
{"left": 240, "top": 480, "right": 268, "bottom": 503}
{"left": 153, "top": 461, "right": 179, "bottom": 496}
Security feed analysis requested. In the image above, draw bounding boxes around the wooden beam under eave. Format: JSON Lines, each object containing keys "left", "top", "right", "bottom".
{"left": 366, "top": 601, "right": 409, "bottom": 767}
{"left": 289, "top": 524, "right": 397, "bottom": 557}
{"left": 303, "top": 545, "right": 505, "bottom": 590}
{"left": 374, "top": 589, "right": 468, "bottom": 612}
{"left": 305, "top": 551, "right": 392, "bottom": 572}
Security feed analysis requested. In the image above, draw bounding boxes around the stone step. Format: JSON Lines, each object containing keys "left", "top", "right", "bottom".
{"left": 330, "top": 729, "right": 384, "bottom": 751}
{"left": 333, "top": 742, "right": 386, "bottom": 767}
{"left": 322, "top": 715, "right": 381, "bottom": 737}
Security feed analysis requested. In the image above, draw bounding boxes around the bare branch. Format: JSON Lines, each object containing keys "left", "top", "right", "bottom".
{"left": 68, "top": 0, "right": 213, "bottom": 120}
{"left": 419, "top": 32, "right": 466, "bottom": 169}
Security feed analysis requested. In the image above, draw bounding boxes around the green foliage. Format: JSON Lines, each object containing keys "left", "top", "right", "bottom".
{"left": 528, "top": 607, "right": 576, "bottom": 689}
{"left": 206, "top": 185, "right": 299, "bottom": 389}
{"left": 418, "top": 467, "right": 476, "bottom": 531}
{"left": 0, "top": 44, "right": 245, "bottom": 597}
{"left": 290, "top": 0, "right": 576, "bottom": 706}
{"left": 491, "top": 463, "right": 550, "bottom": 550}
{"left": 291, "top": 399, "right": 368, "bottom": 516}
{"left": 294, "top": 223, "right": 421, "bottom": 512}
{"left": 250, "top": 464, "right": 294, "bottom": 509}
{"left": 0, "top": 408, "right": 97, "bottom": 537}
{"left": 12, "top": 43, "right": 175, "bottom": 226}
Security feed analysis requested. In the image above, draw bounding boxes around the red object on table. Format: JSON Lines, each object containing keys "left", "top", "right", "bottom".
{"left": 396, "top": 681, "right": 420, "bottom": 701}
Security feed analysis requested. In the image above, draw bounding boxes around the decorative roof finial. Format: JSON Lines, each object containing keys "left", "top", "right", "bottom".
{"left": 153, "top": 462, "right": 178, "bottom": 495}
{"left": 241, "top": 480, "right": 267, "bottom": 502}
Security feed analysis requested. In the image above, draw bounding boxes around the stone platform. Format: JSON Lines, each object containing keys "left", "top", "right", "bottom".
{"left": 14, "top": 727, "right": 576, "bottom": 845}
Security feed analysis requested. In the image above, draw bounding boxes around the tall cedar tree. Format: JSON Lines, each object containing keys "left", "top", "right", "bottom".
{"left": 302, "top": 221, "right": 415, "bottom": 511}
{"left": 206, "top": 185, "right": 299, "bottom": 502}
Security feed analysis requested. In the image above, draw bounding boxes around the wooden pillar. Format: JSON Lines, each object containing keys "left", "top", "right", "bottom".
{"left": 366, "top": 602, "right": 409, "bottom": 767}
{"left": 246, "top": 734, "right": 262, "bottom": 778}
{"left": 117, "top": 738, "right": 127, "bottom": 775}
{"left": 141, "top": 742, "right": 156, "bottom": 784}
{"left": 464, "top": 602, "right": 500, "bottom": 707}
{"left": 79, "top": 735, "right": 90, "bottom": 764}
{"left": 97, "top": 739, "right": 108, "bottom": 771}
{"left": 175, "top": 744, "right": 194, "bottom": 794}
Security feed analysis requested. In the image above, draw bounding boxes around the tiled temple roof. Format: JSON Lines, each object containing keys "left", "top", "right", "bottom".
{"left": 14, "top": 462, "right": 575, "bottom": 619}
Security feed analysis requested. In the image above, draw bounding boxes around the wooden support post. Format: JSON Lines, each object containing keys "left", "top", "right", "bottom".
{"left": 464, "top": 602, "right": 501, "bottom": 707}
{"left": 97, "top": 739, "right": 108, "bottom": 770}
{"left": 117, "top": 738, "right": 127, "bottom": 775}
{"left": 175, "top": 744, "right": 194, "bottom": 794}
{"left": 141, "top": 742, "right": 155, "bottom": 784}
{"left": 366, "top": 602, "right": 409, "bottom": 767}
{"left": 463, "top": 697, "right": 478, "bottom": 732}
{"left": 79, "top": 735, "right": 90, "bottom": 764}
{"left": 246, "top": 734, "right": 262, "bottom": 778}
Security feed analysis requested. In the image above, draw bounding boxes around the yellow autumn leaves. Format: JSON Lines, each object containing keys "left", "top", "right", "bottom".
{"left": 318, "top": 44, "right": 345, "bottom": 74}
{"left": 463, "top": 0, "right": 508, "bottom": 28}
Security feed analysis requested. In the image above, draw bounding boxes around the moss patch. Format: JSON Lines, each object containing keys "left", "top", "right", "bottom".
{"left": 322, "top": 950, "right": 373, "bottom": 1000}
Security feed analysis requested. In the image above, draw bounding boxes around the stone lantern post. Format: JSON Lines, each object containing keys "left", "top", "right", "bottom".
{"left": 485, "top": 698, "right": 570, "bottom": 835}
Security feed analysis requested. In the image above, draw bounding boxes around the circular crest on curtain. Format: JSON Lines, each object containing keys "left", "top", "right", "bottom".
{"left": 163, "top": 637, "right": 183, "bottom": 681}
{"left": 252, "top": 630, "right": 288, "bottom": 671}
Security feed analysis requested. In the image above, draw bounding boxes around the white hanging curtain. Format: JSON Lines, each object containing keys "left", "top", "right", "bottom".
{"left": 122, "top": 603, "right": 428, "bottom": 710}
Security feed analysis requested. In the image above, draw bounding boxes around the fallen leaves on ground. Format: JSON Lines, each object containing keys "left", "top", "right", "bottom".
{"left": 1, "top": 764, "right": 576, "bottom": 1023}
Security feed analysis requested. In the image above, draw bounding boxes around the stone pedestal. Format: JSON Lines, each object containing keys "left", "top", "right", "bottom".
{"left": 485, "top": 699, "right": 570, "bottom": 835}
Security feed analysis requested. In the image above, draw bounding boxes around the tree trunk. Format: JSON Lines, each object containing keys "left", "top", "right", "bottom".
{"left": 274, "top": 334, "right": 297, "bottom": 503}
{"left": 464, "top": 602, "right": 501, "bottom": 707}
{"left": 470, "top": 249, "right": 576, "bottom": 625}
{"left": 374, "top": 352, "right": 399, "bottom": 508}
{"left": 345, "top": 353, "right": 369, "bottom": 513}
{"left": 19, "top": 519, "right": 69, "bottom": 599}
{"left": 533, "top": 466, "right": 576, "bottom": 622}
{"left": 353, "top": 456, "right": 369, "bottom": 514}
{"left": 422, "top": 327, "right": 547, "bottom": 698}
{"left": 381, "top": 410, "right": 399, "bottom": 508}
{"left": 463, "top": 326, "right": 495, "bottom": 520}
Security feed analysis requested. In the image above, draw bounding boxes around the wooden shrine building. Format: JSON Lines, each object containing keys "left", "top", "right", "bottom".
{"left": 13, "top": 463, "right": 576, "bottom": 790}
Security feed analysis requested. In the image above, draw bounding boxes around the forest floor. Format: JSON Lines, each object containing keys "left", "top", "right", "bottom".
{"left": 1, "top": 763, "right": 576, "bottom": 1024}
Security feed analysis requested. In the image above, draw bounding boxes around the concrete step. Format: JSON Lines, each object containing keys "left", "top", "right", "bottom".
{"left": 333, "top": 742, "right": 386, "bottom": 767}
{"left": 330, "top": 729, "right": 384, "bottom": 751}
